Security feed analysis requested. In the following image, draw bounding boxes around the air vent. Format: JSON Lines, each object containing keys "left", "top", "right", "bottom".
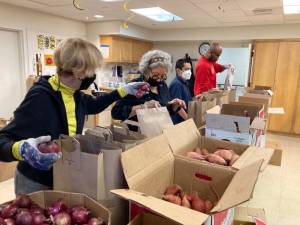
{"left": 252, "top": 8, "right": 273, "bottom": 15}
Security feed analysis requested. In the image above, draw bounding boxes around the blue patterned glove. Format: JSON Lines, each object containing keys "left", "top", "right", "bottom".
{"left": 117, "top": 82, "right": 149, "bottom": 98}
{"left": 18, "top": 136, "right": 61, "bottom": 171}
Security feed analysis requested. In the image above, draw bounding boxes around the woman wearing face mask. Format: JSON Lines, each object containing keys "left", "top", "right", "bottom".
{"left": 0, "top": 38, "right": 148, "bottom": 194}
{"left": 111, "top": 50, "right": 187, "bottom": 130}
{"left": 169, "top": 58, "right": 192, "bottom": 124}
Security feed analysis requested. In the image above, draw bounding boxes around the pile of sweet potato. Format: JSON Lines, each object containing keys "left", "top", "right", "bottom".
{"left": 162, "top": 184, "right": 214, "bottom": 214}
{"left": 186, "top": 147, "right": 239, "bottom": 166}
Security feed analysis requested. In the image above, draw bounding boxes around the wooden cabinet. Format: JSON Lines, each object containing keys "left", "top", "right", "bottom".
{"left": 251, "top": 40, "right": 300, "bottom": 134}
{"left": 100, "top": 35, "right": 152, "bottom": 63}
{"left": 251, "top": 41, "right": 279, "bottom": 89}
{"left": 132, "top": 40, "right": 153, "bottom": 63}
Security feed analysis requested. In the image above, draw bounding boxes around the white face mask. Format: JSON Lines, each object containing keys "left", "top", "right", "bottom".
{"left": 182, "top": 69, "right": 192, "bottom": 80}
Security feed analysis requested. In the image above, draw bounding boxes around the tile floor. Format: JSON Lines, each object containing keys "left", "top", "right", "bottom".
{"left": 0, "top": 133, "right": 299, "bottom": 225}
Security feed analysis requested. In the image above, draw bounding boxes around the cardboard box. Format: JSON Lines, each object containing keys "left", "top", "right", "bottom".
{"left": 53, "top": 135, "right": 128, "bottom": 225}
{"left": 205, "top": 104, "right": 266, "bottom": 146}
{"left": 239, "top": 94, "right": 271, "bottom": 115}
{"left": 0, "top": 162, "right": 17, "bottom": 182}
{"left": 111, "top": 134, "right": 263, "bottom": 225}
{"left": 128, "top": 213, "right": 178, "bottom": 225}
{"left": 164, "top": 119, "right": 274, "bottom": 172}
{"left": 234, "top": 207, "right": 266, "bottom": 225}
{"left": 24, "top": 191, "right": 110, "bottom": 225}
{"left": 266, "top": 139, "right": 283, "bottom": 166}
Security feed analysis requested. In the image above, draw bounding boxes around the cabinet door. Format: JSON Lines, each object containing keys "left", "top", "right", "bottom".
{"left": 132, "top": 40, "right": 153, "bottom": 63}
{"left": 119, "top": 37, "right": 132, "bottom": 63}
{"left": 268, "top": 42, "right": 300, "bottom": 133}
{"left": 251, "top": 41, "right": 279, "bottom": 89}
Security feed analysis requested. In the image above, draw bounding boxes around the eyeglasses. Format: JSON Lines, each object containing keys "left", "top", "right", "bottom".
{"left": 148, "top": 57, "right": 167, "bottom": 66}
{"left": 151, "top": 72, "right": 167, "bottom": 81}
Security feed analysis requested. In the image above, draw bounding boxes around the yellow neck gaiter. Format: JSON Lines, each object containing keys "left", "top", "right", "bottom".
{"left": 49, "top": 74, "right": 77, "bottom": 136}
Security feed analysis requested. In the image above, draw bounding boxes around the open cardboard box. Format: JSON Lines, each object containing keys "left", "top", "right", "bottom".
{"left": 205, "top": 104, "right": 266, "bottom": 146}
{"left": 128, "top": 213, "right": 178, "bottom": 225}
{"left": 234, "top": 207, "right": 266, "bottom": 225}
{"left": 164, "top": 119, "right": 274, "bottom": 172}
{"left": 239, "top": 93, "right": 271, "bottom": 115}
{"left": 2, "top": 191, "right": 111, "bottom": 225}
{"left": 111, "top": 134, "right": 263, "bottom": 225}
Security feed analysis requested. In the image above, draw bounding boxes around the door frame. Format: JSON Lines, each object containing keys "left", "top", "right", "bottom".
{"left": 0, "top": 26, "right": 27, "bottom": 97}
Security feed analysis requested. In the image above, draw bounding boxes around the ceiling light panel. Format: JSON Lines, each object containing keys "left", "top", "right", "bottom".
{"left": 130, "top": 7, "right": 183, "bottom": 22}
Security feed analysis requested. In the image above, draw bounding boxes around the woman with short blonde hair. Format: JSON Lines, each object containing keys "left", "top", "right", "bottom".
{"left": 112, "top": 49, "right": 188, "bottom": 131}
{"left": 0, "top": 38, "right": 147, "bottom": 194}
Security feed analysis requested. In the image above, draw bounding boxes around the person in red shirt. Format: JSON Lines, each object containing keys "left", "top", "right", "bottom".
{"left": 194, "top": 43, "right": 230, "bottom": 95}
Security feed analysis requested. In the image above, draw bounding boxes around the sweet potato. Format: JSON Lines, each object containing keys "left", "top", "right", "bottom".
{"left": 229, "top": 154, "right": 240, "bottom": 166}
{"left": 164, "top": 184, "right": 182, "bottom": 196}
{"left": 162, "top": 194, "right": 181, "bottom": 205}
{"left": 204, "top": 200, "right": 214, "bottom": 213}
{"left": 206, "top": 154, "right": 227, "bottom": 166}
{"left": 214, "top": 149, "right": 233, "bottom": 162}
{"left": 201, "top": 148, "right": 210, "bottom": 156}
{"left": 181, "top": 195, "right": 191, "bottom": 209}
{"left": 191, "top": 196, "right": 206, "bottom": 213}
{"left": 186, "top": 152, "right": 205, "bottom": 161}
{"left": 194, "top": 147, "right": 202, "bottom": 155}
{"left": 180, "top": 192, "right": 192, "bottom": 202}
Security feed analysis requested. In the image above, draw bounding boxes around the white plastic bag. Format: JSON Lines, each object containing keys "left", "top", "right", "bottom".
{"left": 224, "top": 65, "right": 236, "bottom": 90}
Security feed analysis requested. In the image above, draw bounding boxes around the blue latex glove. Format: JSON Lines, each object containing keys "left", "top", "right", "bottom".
{"left": 118, "top": 82, "right": 150, "bottom": 98}
{"left": 18, "top": 136, "right": 61, "bottom": 171}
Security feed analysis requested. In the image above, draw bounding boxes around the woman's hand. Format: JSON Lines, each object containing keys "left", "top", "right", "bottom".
{"left": 168, "top": 98, "right": 186, "bottom": 110}
{"left": 144, "top": 100, "right": 160, "bottom": 108}
{"left": 14, "top": 136, "right": 61, "bottom": 171}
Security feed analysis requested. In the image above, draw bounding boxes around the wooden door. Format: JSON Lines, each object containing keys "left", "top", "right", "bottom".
{"left": 293, "top": 76, "right": 300, "bottom": 134}
{"left": 251, "top": 41, "right": 279, "bottom": 89}
{"left": 268, "top": 41, "right": 300, "bottom": 133}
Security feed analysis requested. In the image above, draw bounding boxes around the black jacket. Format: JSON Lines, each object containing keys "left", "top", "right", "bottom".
{"left": 0, "top": 76, "right": 121, "bottom": 187}
{"left": 111, "top": 77, "right": 176, "bottom": 131}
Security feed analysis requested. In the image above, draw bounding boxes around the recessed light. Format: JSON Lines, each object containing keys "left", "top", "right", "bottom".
{"left": 94, "top": 14, "right": 104, "bottom": 18}
{"left": 130, "top": 7, "right": 183, "bottom": 22}
{"left": 86, "top": 16, "right": 89, "bottom": 20}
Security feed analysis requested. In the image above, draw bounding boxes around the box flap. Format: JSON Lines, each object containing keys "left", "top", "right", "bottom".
{"left": 128, "top": 213, "right": 180, "bottom": 225}
{"left": 268, "top": 107, "right": 284, "bottom": 114}
{"left": 212, "top": 160, "right": 263, "bottom": 212}
{"left": 121, "top": 135, "right": 174, "bottom": 196}
{"left": 163, "top": 119, "right": 200, "bottom": 155}
{"left": 111, "top": 189, "right": 208, "bottom": 225}
{"left": 221, "top": 104, "right": 263, "bottom": 122}
{"left": 250, "top": 117, "right": 266, "bottom": 130}
{"left": 206, "top": 105, "right": 221, "bottom": 114}
{"left": 234, "top": 207, "right": 266, "bottom": 223}
{"left": 232, "top": 146, "right": 274, "bottom": 171}
{"left": 243, "top": 93, "right": 271, "bottom": 100}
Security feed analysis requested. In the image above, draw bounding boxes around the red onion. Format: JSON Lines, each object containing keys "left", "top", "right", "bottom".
{"left": 47, "top": 199, "right": 68, "bottom": 216}
{"left": 1, "top": 204, "right": 18, "bottom": 219}
{"left": 88, "top": 218, "right": 104, "bottom": 225}
{"left": 0, "top": 217, "right": 4, "bottom": 225}
{"left": 13, "top": 196, "right": 31, "bottom": 209}
{"left": 32, "top": 214, "right": 46, "bottom": 225}
{"left": 70, "top": 206, "right": 90, "bottom": 225}
{"left": 53, "top": 213, "right": 71, "bottom": 225}
{"left": 15, "top": 211, "right": 33, "bottom": 225}
{"left": 4, "top": 218, "right": 16, "bottom": 225}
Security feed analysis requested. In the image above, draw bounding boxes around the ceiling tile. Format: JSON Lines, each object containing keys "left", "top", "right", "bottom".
{"left": 236, "top": 0, "right": 282, "bottom": 11}
{"left": 284, "top": 14, "right": 300, "bottom": 21}
{"left": 194, "top": 0, "right": 240, "bottom": 12}
{"left": 249, "top": 14, "right": 284, "bottom": 25}
{"left": 217, "top": 16, "right": 249, "bottom": 23}
{"left": 208, "top": 9, "right": 246, "bottom": 18}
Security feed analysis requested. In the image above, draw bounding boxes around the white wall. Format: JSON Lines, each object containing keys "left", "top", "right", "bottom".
{"left": 152, "top": 24, "right": 300, "bottom": 41}
{"left": 0, "top": 2, "right": 86, "bottom": 90}
{"left": 153, "top": 41, "right": 251, "bottom": 84}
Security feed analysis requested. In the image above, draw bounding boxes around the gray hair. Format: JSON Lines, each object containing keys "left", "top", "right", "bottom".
{"left": 139, "top": 50, "right": 172, "bottom": 76}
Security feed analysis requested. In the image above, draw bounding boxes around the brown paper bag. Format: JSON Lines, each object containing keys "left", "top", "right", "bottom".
{"left": 135, "top": 106, "right": 174, "bottom": 138}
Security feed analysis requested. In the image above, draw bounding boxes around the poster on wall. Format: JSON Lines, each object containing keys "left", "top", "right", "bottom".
{"left": 44, "top": 54, "right": 55, "bottom": 67}
{"left": 37, "top": 34, "right": 44, "bottom": 50}
{"left": 100, "top": 44, "right": 110, "bottom": 59}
